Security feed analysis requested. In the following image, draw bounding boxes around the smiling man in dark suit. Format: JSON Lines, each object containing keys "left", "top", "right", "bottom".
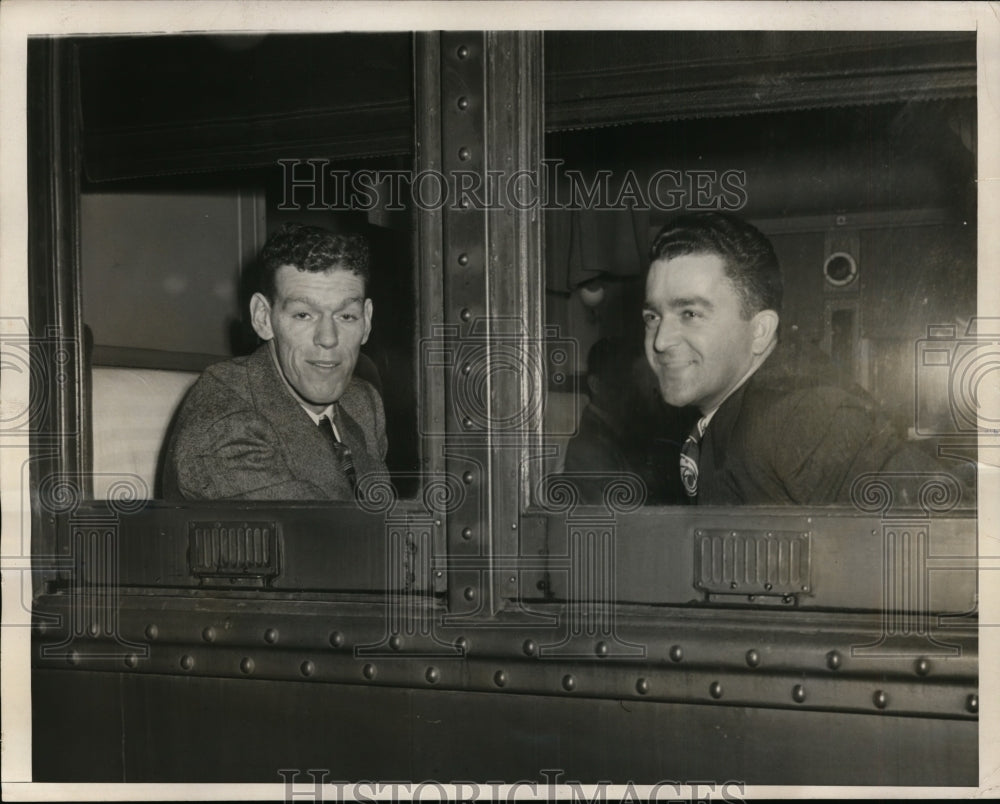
{"left": 164, "top": 223, "right": 387, "bottom": 501}
{"left": 641, "top": 211, "right": 935, "bottom": 506}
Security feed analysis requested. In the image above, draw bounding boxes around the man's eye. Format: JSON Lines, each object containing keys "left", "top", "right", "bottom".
{"left": 293, "top": 312, "right": 312, "bottom": 320}
{"left": 642, "top": 311, "right": 658, "bottom": 326}
{"left": 340, "top": 313, "right": 358, "bottom": 322}
{"left": 681, "top": 309, "right": 700, "bottom": 320}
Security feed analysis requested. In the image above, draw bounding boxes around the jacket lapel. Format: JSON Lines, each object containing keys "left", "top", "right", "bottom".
{"left": 244, "top": 346, "right": 353, "bottom": 499}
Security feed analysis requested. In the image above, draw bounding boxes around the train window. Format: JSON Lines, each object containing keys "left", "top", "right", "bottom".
{"left": 73, "top": 33, "right": 424, "bottom": 503}
{"left": 540, "top": 31, "right": 978, "bottom": 513}
{"left": 27, "top": 33, "right": 444, "bottom": 605}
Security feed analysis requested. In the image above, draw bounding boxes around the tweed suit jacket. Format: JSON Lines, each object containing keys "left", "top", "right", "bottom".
{"left": 163, "top": 345, "right": 388, "bottom": 501}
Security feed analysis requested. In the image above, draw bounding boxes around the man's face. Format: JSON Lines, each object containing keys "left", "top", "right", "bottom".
{"left": 643, "top": 252, "right": 767, "bottom": 413}
{"left": 251, "top": 264, "right": 372, "bottom": 413}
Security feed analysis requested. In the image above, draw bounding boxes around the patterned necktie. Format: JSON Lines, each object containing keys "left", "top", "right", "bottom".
{"left": 319, "top": 413, "right": 358, "bottom": 494}
{"left": 679, "top": 416, "right": 708, "bottom": 501}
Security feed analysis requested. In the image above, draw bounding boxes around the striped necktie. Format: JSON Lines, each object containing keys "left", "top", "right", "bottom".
{"left": 319, "top": 413, "right": 358, "bottom": 495}
{"left": 679, "top": 416, "right": 708, "bottom": 501}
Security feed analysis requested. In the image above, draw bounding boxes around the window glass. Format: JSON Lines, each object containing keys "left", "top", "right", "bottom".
{"left": 542, "top": 31, "right": 977, "bottom": 509}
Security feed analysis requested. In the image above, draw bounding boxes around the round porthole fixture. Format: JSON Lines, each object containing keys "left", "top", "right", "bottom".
{"left": 823, "top": 251, "right": 858, "bottom": 287}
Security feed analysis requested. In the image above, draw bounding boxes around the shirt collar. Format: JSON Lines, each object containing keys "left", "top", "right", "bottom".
{"left": 265, "top": 341, "right": 342, "bottom": 436}
{"left": 700, "top": 360, "right": 763, "bottom": 430}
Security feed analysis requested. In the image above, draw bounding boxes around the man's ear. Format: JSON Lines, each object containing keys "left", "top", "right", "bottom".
{"left": 361, "top": 298, "right": 373, "bottom": 345}
{"left": 750, "top": 309, "right": 779, "bottom": 356}
{"left": 250, "top": 292, "right": 274, "bottom": 341}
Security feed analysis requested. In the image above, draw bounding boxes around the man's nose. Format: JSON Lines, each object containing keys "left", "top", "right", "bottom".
{"left": 314, "top": 316, "right": 339, "bottom": 348}
{"left": 652, "top": 317, "right": 680, "bottom": 352}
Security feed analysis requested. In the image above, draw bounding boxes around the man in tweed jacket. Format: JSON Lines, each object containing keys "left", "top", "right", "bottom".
{"left": 163, "top": 224, "right": 388, "bottom": 501}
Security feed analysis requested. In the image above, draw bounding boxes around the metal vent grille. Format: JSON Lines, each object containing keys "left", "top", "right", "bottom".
{"left": 188, "top": 521, "right": 280, "bottom": 579}
{"left": 694, "top": 528, "right": 811, "bottom": 596}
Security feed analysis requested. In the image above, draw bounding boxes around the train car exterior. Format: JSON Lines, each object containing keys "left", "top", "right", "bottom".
{"left": 4, "top": 16, "right": 988, "bottom": 796}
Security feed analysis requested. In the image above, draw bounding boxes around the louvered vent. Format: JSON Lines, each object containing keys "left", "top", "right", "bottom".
{"left": 694, "top": 528, "right": 811, "bottom": 596}
{"left": 188, "top": 521, "right": 280, "bottom": 580}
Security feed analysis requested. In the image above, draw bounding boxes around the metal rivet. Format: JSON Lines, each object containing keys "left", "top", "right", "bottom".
{"left": 463, "top": 586, "right": 476, "bottom": 601}
{"left": 457, "top": 253, "right": 469, "bottom": 266}
{"left": 915, "top": 657, "right": 931, "bottom": 676}
{"left": 461, "top": 363, "right": 472, "bottom": 376}
{"left": 363, "top": 663, "right": 376, "bottom": 680}
{"left": 389, "top": 634, "right": 402, "bottom": 651}
{"left": 457, "top": 44, "right": 469, "bottom": 59}
{"left": 709, "top": 681, "right": 723, "bottom": 699}
{"left": 461, "top": 527, "right": 473, "bottom": 540}
{"left": 329, "top": 631, "right": 345, "bottom": 648}
{"left": 669, "top": 645, "right": 683, "bottom": 663}
{"left": 68, "top": 651, "right": 81, "bottom": 666}
{"left": 553, "top": 372, "right": 565, "bottom": 383}
{"left": 792, "top": 684, "right": 806, "bottom": 703}
{"left": 145, "top": 624, "right": 158, "bottom": 641}
{"left": 460, "top": 308, "right": 472, "bottom": 322}
{"left": 457, "top": 96, "right": 469, "bottom": 110}
{"left": 966, "top": 693, "right": 978, "bottom": 714}
{"left": 88, "top": 622, "right": 99, "bottom": 637}
{"left": 562, "top": 674, "right": 576, "bottom": 692}
{"left": 240, "top": 657, "right": 255, "bottom": 675}
{"left": 522, "top": 639, "right": 537, "bottom": 657}
{"left": 873, "top": 689, "right": 888, "bottom": 709}
{"left": 636, "top": 678, "right": 649, "bottom": 695}
{"left": 595, "top": 641, "right": 608, "bottom": 657}
{"left": 300, "top": 661, "right": 315, "bottom": 677}
{"left": 455, "top": 636, "right": 468, "bottom": 653}
{"left": 462, "top": 471, "right": 474, "bottom": 484}
{"left": 458, "top": 146, "right": 471, "bottom": 162}
{"left": 745, "top": 649, "right": 761, "bottom": 668}
{"left": 202, "top": 626, "right": 216, "bottom": 643}
{"left": 764, "top": 583, "right": 773, "bottom": 591}
{"left": 494, "top": 670, "right": 507, "bottom": 687}
{"left": 180, "top": 655, "right": 194, "bottom": 671}
{"left": 729, "top": 581, "right": 738, "bottom": 589}
{"left": 826, "top": 650, "right": 842, "bottom": 671}
{"left": 782, "top": 594, "right": 794, "bottom": 605}
{"left": 462, "top": 417, "right": 474, "bottom": 429}
{"left": 124, "top": 654, "right": 138, "bottom": 669}
{"left": 425, "top": 666, "right": 440, "bottom": 684}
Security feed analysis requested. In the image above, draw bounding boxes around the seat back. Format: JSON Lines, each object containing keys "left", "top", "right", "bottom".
{"left": 91, "top": 367, "right": 200, "bottom": 498}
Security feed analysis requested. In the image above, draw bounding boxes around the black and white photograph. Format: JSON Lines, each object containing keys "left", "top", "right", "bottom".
{"left": 1, "top": 1, "right": 997, "bottom": 799}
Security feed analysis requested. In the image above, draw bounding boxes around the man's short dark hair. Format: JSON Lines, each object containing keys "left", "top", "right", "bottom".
{"left": 258, "top": 223, "right": 370, "bottom": 301}
{"left": 648, "top": 211, "right": 782, "bottom": 319}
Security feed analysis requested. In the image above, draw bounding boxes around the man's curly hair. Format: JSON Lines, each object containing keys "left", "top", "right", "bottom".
{"left": 258, "top": 223, "right": 370, "bottom": 301}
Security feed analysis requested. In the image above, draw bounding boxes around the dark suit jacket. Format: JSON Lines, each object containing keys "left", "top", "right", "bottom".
{"left": 163, "top": 345, "right": 388, "bottom": 501}
{"left": 695, "top": 347, "right": 938, "bottom": 506}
